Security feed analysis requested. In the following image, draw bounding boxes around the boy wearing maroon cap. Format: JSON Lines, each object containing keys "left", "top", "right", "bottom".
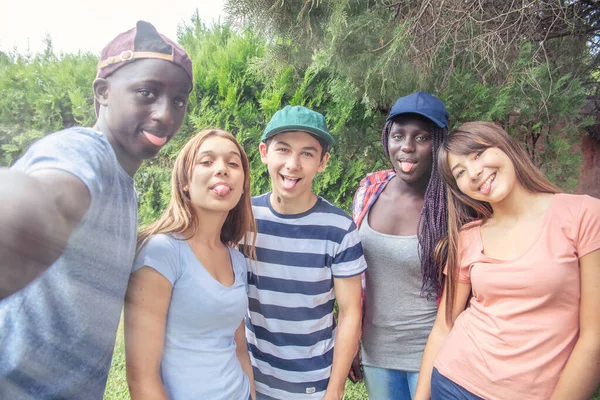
{"left": 0, "top": 21, "right": 193, "bottom": 399}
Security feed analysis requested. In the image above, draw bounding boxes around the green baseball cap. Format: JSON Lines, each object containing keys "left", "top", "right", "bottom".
{"left": 262, "top": 105, "right": 334, "bottom": 151}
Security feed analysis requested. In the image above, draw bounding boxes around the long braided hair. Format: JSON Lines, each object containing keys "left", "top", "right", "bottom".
{"left": 381, "top": 116, "right": 449, "bottom": 298}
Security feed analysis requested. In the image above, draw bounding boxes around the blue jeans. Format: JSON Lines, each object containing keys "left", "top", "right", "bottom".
{"left": 431, "top": 367, "right": 484, "bottom": 400}
{"left": 363, "top": 365, "right": 419, "bottom": 400}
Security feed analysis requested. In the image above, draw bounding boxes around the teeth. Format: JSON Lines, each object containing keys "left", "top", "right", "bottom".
{"left": 479, "top": 173, "right": 495, "bottom": 190}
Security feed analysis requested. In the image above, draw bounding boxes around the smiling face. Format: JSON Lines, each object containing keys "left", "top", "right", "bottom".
{"left": 259, "top": 131, "right": 329, "bottom": 202}
{"left": 94, "top": 58, "right": 191, "bottom": 166}
{"left": 387, "top": 118, "right": 434, "bottom": 185}
{"left": 448, "top": 146, "right": 518, "bottom": 204}
{"left": 187, "top": 136, "right": 246, "bottom": 214}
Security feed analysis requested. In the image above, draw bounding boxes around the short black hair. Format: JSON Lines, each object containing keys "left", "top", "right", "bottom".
{"left": 390, "top": 113, "right": 436, "bottom": 130}
{"left": 134, "top": 23, "right": 172, "bottom": 54}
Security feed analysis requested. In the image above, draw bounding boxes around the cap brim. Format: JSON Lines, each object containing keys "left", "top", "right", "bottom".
{"left": 263, "top": 125, "right": 334, "bottom": 148}
{"left": 386, "top": 110, "right": 446, "bottom": 128}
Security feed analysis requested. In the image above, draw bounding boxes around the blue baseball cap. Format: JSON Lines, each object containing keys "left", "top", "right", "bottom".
{"left": 386, "top": 91, "right": 449, "bottom": 128}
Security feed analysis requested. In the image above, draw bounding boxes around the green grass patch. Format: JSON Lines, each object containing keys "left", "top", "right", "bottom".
{"left": 104, "top": 315, "right": 128, "bottom": 400}
{"left": 104, "top": 316, "right": 599, "bottom": 400}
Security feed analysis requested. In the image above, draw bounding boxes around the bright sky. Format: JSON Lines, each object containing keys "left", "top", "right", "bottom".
{"left": 0, "top": 0, "right": 225, "bottom": 55}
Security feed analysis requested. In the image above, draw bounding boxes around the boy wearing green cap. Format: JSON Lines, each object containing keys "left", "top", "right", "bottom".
{"left": 243, "top": 106, "right": 367, "bottom": 400}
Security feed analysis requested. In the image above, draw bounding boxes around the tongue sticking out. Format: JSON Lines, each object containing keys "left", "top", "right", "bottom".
{"left": 400, "top": 162, "right": 415, "bottom": 173}
{"left": 143, "top": 131, "right": 167, "bottom": 146}
{"left": 283, "top": 177, "right": 299, "bottom": 190}
{"left": 480, "top": 180, "right": 492, "bottom": 195}
{"left": 212, "top": 184, "right": 231, "bottom": 197}
{"left": 480, "top": 183, "right": 491, "bottom": 195}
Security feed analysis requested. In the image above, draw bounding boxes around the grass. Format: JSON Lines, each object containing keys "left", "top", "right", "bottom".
{"left": 103, "top": 314, "right": 128, "bottom": 400}
{"left": 104, "top": 316, "right": 599, "bottom": 400}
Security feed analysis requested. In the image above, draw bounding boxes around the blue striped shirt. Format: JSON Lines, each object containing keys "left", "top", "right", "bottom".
{"left": 243, "top": 194, "right": 367, "bottom": 399}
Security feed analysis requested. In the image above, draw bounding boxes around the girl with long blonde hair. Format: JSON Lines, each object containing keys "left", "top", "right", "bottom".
{"left": 414, "top": 122, "right": 600, "bottom": 400}
{"left": 125, "top": 129, "right": 257, "bottom": 400}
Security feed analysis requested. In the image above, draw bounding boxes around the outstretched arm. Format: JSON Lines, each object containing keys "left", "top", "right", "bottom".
{"left": 0, "top": 168, "right": 90, "bottom": 298}
{"left": 324, "top": 275, "right": 363, "bottom": 400}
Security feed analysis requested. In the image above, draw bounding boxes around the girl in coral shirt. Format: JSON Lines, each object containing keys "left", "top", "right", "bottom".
{"left": 414, "top": 122, "right": 600, "bottom": 400}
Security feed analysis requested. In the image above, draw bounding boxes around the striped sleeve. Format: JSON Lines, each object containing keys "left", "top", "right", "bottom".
{"left": 331, "top": 222, "right": 367, "bottom": 278}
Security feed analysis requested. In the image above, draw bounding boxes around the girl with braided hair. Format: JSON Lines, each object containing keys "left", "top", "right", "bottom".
{"left": 350, "top": 92, "right": 450, "bottom": 400}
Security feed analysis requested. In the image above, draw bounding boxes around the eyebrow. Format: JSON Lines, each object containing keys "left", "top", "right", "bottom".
{"left": 133, "top": 79, "right": 191, "bottom": 93}
{"left": 450, "top": 163, "right": 462, "bottom": 173}
{"left": 274, "top": 141, "right": 318, "bottom": 153}
{"left": 198, "top": 150, "right": 242, "bottom": 158}
{"left": 137, "top": 79, "right": 164, "bottom": 86}
{"left": 390, "top": 128, "right": 431, "bottom": 134}
{"left": 274, "top": 140, "right": 291, "bottom": 148}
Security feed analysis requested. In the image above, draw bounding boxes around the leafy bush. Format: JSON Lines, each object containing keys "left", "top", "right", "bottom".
{"left": 0, "top": 16, "right": 590, "bottom": 226}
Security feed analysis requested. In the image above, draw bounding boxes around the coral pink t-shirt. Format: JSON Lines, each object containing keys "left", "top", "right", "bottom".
{"left": 434, "top": 193, "right": 600, "bottom": 400}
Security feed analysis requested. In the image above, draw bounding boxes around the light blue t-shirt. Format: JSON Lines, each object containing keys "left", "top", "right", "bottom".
{"left": 133, "top": 234, "right": 251, "bottom": 400}
{"left": 0, "top": 127, "right": 138, "bottom": 399}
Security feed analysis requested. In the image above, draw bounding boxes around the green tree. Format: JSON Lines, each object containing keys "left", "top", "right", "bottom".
{"left": 0, "top": 7, "right": 595, "bottom": 224}
{"left": 225, "top": 0, "right": 598, "bottom": 192}
{"left": 0, "top": 40, "right": 97, "bottom": 165}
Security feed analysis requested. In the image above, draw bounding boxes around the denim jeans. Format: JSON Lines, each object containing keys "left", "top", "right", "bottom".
{"left": 431, "top": 367, "right": 484, "bottom": 400}
{"left": 362, "top": 365, "right": 419, "bottom": 400}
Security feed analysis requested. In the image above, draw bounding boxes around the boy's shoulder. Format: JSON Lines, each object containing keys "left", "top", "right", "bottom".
{"left": 251, "top": 193, "right": 351, "bottom": 219}
{"left": 313, "top": 196, "right": 353, "bottom": 220}
{"left": 12, "top": 127, "right": 124, "bottom": 199}
{"left": 23, "top": 127, "right": 111, "bottom": 157}
{"left": 251, "top": 192, "right": 270, "bottom": 207}
{"left": 251, "top": 193, "right": 355, "bottom": 230}
{"left": 46, "top": 126, "right": 107, "bottom": 140}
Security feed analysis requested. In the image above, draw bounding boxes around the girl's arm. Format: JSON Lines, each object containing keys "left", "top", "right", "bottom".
{"left": 235, "top": 319, "right": 256, "bottom": 400}
{"left": 550, "top": 249, "right": 600, "bottom": 400}
{"left": 413, "top": 281, "right": 472, "bottom": 400}
{"left": 124, "top": 267, "right": 172, "bottom": 400}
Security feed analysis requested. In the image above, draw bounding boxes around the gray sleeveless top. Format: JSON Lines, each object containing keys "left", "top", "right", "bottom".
{"left": 359, "top": 212, "right": 437, "bottom": 372}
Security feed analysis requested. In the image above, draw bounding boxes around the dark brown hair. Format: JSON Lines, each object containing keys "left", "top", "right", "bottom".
{"left": 437, "top": 122, "right": 559, "bottom": 324}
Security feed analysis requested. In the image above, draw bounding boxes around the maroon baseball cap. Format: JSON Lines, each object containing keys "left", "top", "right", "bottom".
{"left": 95, "top": 20, "right": 193, "bottom": 115}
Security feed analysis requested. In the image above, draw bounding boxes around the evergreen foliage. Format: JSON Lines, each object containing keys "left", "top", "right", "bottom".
{"left": 0, "top": 9, "right": 594, "bottom": 227}
{"left": 225, "top": 0, "right": 596, "bottom": 193}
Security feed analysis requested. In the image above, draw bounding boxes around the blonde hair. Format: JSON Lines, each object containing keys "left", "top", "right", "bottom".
{"left": 138, "top": 128, "right": 257, "bottom": 259}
